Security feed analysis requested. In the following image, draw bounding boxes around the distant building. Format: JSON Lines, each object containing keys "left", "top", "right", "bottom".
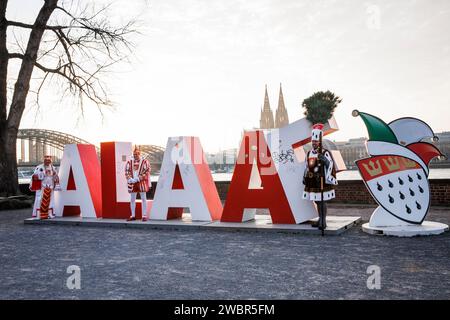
{"left": 432, "top": 131, "right": 450, "bottom": 167}
{"left": 205, "top": 132, "right": 450, "bottom": 173}
{"left": 334, "top": 138, "right": 368, "bottom": 169}
{"left": 334, "top": 132, "right": 450, "bottom": 169}
{"left": 205, "top": 148, "right": 238, "bottom": 172}
{"left": 259, "top": 84, "right": 289, "bottom": 129}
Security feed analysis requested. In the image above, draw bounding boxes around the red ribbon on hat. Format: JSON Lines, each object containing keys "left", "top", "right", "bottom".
{"left": 312, "top": 123, "right": 324, "bottom": 130}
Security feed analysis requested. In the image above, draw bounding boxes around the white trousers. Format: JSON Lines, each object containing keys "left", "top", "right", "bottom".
{"left": 130, "top": 192, "right": 147, "bottom": 218}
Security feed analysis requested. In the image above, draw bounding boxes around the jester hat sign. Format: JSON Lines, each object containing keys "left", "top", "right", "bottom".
{"left": 353, "top": 110, "right": 446, "bottom": 231}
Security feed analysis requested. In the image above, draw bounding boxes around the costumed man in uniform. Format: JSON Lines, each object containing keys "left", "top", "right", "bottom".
{"left": 125, "top": 146, "right": 151, "bottom": 221}
{"left": 30, "top": 155, "right": 61, "bottom": 219}
{"left": 302, "top": 124, "right": 338, "bottom": 230}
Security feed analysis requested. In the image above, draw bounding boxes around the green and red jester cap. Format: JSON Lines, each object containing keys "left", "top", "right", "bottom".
{"left": 352, "top": 110, "right": 444, "bottom": 224}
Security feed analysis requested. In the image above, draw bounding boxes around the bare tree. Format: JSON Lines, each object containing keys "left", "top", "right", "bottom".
{"left": 0, "top": 0, "right": 137, "bottom": 195}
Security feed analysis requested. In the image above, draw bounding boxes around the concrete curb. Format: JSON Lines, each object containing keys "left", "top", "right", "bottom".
{"left": 24, "top": 215, "right": 362, "bottom": 235}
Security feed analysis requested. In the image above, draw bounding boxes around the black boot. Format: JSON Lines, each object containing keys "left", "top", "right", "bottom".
{"left": 318, "top": 203, "right": 327, "bottom": 230}
{"left": 311, "top": 221, "right": 320, "bottom": 228}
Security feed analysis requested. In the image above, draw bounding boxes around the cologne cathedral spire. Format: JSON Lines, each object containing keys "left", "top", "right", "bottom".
{"left": 275, "top": 83, "right": 289, "bottom": 128}
{"left": 259, "top": 85, "right": 275, "bottom": 129}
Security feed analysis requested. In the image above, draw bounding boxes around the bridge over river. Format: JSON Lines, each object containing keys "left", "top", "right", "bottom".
{"left": 16, "top": 129, "right": 164, "bottom": 170}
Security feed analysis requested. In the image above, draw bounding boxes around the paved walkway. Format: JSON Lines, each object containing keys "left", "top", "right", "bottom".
{"left": 0, "top": 206, "right": 449, "bottom": 299}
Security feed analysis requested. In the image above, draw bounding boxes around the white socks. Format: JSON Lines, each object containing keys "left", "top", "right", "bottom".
{"left": 141, "top": 192, "right": 147, "bottom": 219}
{"left": 130, "top": 193, "right": 137, "bottom": 217}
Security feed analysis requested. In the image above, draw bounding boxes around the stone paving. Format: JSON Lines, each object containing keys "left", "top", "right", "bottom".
{"left": 0, "top": 206, "right": 449, "bottom": 299}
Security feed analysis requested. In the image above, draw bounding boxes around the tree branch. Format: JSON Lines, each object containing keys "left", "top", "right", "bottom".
{"left": 6, "top": 0, "right": 137, "bottom": 128}
{"left": 7, "top": 20, "right": 61, "bottom": 30}
{"left": 9, "top": 51, "right": 114, "bottom": 109}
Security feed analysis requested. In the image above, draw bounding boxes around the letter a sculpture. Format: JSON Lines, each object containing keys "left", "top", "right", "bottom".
{"left": 353, "top": 110, "right": 449, "bottom": 236}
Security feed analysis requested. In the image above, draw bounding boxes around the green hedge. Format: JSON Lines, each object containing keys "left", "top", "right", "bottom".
{"left": 0, "top": 196, "right": 33, "bottom": 211}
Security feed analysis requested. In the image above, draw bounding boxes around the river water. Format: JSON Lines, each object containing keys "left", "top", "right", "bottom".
{"left": 210, "top": 169, "right": 450, "bottom": 182}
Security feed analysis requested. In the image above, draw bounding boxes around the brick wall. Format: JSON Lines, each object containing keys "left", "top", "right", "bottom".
{"left": 210, "top": 179, "right": 450, "bottom": 207}
{"left": 332, "top": 180, "right": 376, "bottom": 205}
{"left": 430, "top": 179, "right": 450, "bottom": 206}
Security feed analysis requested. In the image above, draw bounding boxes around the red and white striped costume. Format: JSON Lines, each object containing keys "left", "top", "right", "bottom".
{"left": 125, "top": 157, "right": 151, "bottom": 193}
{"left": 30, "top": 163, "right": 60, "bottom": 218}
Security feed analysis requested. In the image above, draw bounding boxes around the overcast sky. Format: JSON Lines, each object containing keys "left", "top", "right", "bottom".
{"left": 7, "top": 0, "right": 450, "bottom": 152}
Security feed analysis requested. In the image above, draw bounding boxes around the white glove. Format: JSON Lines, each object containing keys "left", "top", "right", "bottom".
{"left": 127, "top": 178, "right": 134, "bottom": 184}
